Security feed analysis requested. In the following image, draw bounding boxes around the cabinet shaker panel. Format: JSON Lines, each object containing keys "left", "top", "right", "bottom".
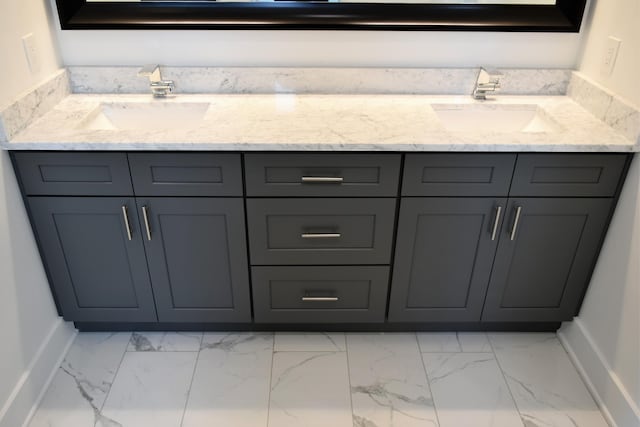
{"left": 388, "top": 198, "right": 505, "bottom": 322}
{"left": 14, "top": 152, "right": 133, "bottom": 195}
{"left": 510, "top": 154, "right": 626, "bottom": 197}
{"left": 137, "top": 198, "right": 251, "bottom": 322}
{"left": 402, "top": 153, "right": 516, "bottom": 196}
{"left": 247, "top": 198, "right": 396, "bottom": 265}
{"left": 252, "top": 266, "right": 389, "bottom": 323}
{"left": 128, "top": 152, "right": 243, "bottom": 196}
{"left": 482, "top": 198, "right": 612, "bottom": 322}
{"left": 28, "top": 197, "right": 157, "bottom": 322}
{"left": 245, "top": 153, "right": 401, "bottom": 197}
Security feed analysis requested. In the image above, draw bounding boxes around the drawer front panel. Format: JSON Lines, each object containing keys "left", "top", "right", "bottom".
{"left": 128, "top": 152, "right": 243, "bottom": 196}
{"left": 252, "top": 266, "right": 389, "bottom": 323}
{"left": 245, "top": 153, "right": 401, "bottom": 197}
{"left": 510, "top": 154, "right": 627, "bottom": 197}
{"left": 402, "top": 153, "right": 516, "bottom": 196}
{"left": 247, "top": 198, "right": 396, "bottom": 265}
{"left": 13, "top": 152, "right": 133, "bottom": 195}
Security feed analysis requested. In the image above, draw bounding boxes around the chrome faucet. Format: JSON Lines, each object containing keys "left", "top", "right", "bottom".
{"left": 138, "top": 64, "right": 174, "bottom": 97}
{"left": 473, "top": 67, "right": 502, "bottom": 100}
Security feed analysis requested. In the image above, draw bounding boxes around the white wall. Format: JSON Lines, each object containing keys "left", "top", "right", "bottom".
{"left": 559, "top": 2, "right": 640, "bottom": 426}
{"left": 57, "top": 28, "right": 584, "bottom": 69}
{"left": 0, "top": 0, "right": 76, "bottom": 426}
{"left": 0, "top": 0, "right": 60, "bottom": 107}
{"left": 576, "top": 0, "right": 640, "bottom": 107}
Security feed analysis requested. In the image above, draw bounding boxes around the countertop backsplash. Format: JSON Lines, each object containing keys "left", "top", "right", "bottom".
{"left": 66, "top": 67, "right": 571, "bottom": 96}
{"left": 568, "top": 72, "right": 640, "bottom": 144}
{"left": 0, "top": 69, "right": 70, "bottom": 142}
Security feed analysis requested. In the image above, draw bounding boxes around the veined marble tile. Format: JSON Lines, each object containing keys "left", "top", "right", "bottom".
{"left": 269, "top": 351, "right": 352, "bottom": 427}
{"left": 347, "top": 333, "right": 438, "bottom": 427}
{"left": 99, "top": 352, "right": 197, "bottom": 427}
{"left": 458, "top": 332, "right": 492, "bottom": 352}
{"left": 182, "top": 333, "right": 273, "bottom": 427}
{"left": 127, "top": 331, "right": 202, "bottom": 352}
{"left": 28, "top": 332, "right": 131, "bottom": 427}
{"left": 274, "top": 332, "right": 346, "bottom": 351}
{"left": 423, "top": 353, "right": 523, "bottom": 427}
{"left": 417, "top": 332, "right": 462, "bottom": 352}
{"left": 489, "top": 333, "right": 608, "bottom": 427}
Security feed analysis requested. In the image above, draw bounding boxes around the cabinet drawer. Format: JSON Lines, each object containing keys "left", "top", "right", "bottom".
{"left": 510, "top": 154, "right": 628, "bottom": 197}
{"left": 402, "top": 153, "right": 516, "bottom": 196}
{"left": 252, "top": 266, "right": 389, "bottom": 323}
{"left": 244, "top": 153, "right": 401, "bottom": 197}
{"left": 13, "top": 152, "right": 133, "bottom": 195}
{"left": 128, "top": 152, "right": 243, "bottom": 196}
{"left": 247, "top": 198, "right": 396, "bottom": 265}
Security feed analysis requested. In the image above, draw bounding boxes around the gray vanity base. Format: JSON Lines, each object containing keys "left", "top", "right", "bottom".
{"left": 11, "top": 151, "right": 631, "bottom": 331}
{"left": 73, "top": 322, "right": 562, "bottom": 333}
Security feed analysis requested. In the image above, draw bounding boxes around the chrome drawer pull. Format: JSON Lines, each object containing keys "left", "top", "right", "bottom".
{"left": 301, "top": 233, "right": 341, "bottom": 239}
{"left": 301, "top": 296, "right": 339, "bottom": 302}
{"left": 301, "top": 176, "right": 344, "bottom": 183}
{"left": 510, "top": 206, "right": 522, "bottom": 241}
{"left": 142, "top": 206, "right": 152, "bottom": 241}
{"left": 121, "top": 205, "right": 133, "bottom": 241}
{"left": 491, "top": 205, "right": 502, "bottom": 241}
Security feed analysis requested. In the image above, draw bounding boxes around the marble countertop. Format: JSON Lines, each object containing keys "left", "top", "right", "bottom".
{"left": 2, "top": 92, "right": 636, "bottom": 152}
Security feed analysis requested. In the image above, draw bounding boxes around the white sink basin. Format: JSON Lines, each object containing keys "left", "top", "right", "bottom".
{"left": 78, "top": 102, "right": 210, "bottom": 131}
{"left": 432, "top": 104, "right": 560, "bottom": 133}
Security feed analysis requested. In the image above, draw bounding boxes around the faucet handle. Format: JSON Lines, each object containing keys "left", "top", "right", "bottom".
{"left": 478, "top": 67, "right": 503, "bottom": 84}
{"left": 138, "top": 64, "right": 159, "bottom": 77}
{"left": 481, "top": 67, "right": 503, "bottom": 76}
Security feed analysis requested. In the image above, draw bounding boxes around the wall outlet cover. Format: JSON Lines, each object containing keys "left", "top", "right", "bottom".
{"left": 601, "top": 36, "right": 622, "bottom": 76}
{"left": 22, "top": 33, "right": 41, "bottom": 74}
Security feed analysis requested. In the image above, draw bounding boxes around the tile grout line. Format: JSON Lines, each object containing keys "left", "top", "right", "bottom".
{"left": 178, "top": 333, "right": 204, "bottom": 427}
{"left": 265, "top": 333, "right": 276, "bottom": 427}
{"left": 486, "top": 333, "right": 527, "bottom": 427}
{"left": 415, "top": 332, "right": 443, "bottom": 427}
{"left": 344, "top": 333, "right": 356, "bottom": 426}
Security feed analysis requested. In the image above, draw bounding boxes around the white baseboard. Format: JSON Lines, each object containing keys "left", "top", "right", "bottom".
{"left": 0, "top": 318, "right": 77, "bottom": 427}
{"left": 559, "top": 319, "right": 640, "bottom": 427}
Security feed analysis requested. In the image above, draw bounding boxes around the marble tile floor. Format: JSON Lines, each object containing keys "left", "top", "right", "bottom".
{"left": 28, "top": 331, "right": 608, "bottom": 427}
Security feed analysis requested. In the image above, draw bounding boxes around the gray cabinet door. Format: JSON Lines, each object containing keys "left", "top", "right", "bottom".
{"left": 28, "top": 197, "right": 157, "bottom": 322}
{"left": 482, "top": 198, "right": 612, "bottom": 322}
{"left": 388, "top": 198, "right": 505, "bottom": 322}
{"left": 136, "top": 198, "right": 251, "bottom": 322}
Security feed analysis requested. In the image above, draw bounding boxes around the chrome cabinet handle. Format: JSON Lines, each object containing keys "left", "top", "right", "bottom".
{"left": 142, "top": 206, "right": 152, "bottom": 241}
{"left": 491, "top": 205, "right": 502, "bottom": 241}
{"left": 301, "top": 233, "right": 342, "bottom": 239}
{"left": 301, "top": 296, "right": 339, "bottom": 302}
{"left": 301, "top": 176, "right": 344, "bottom": 183}
{"left": 510, "top": 206, "right": 522, "bottom": 241}
{"left": 121, "top": 205, "right": 133, "bottom": 241}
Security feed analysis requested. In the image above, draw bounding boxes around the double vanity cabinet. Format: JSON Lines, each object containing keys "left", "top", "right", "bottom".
{"left": 10, "top": 151, "right": 630, "bottom": 331}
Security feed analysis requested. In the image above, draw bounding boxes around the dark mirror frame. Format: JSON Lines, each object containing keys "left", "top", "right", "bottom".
{"left": 56, "top": 0, "right": 587, "bottom": 31}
